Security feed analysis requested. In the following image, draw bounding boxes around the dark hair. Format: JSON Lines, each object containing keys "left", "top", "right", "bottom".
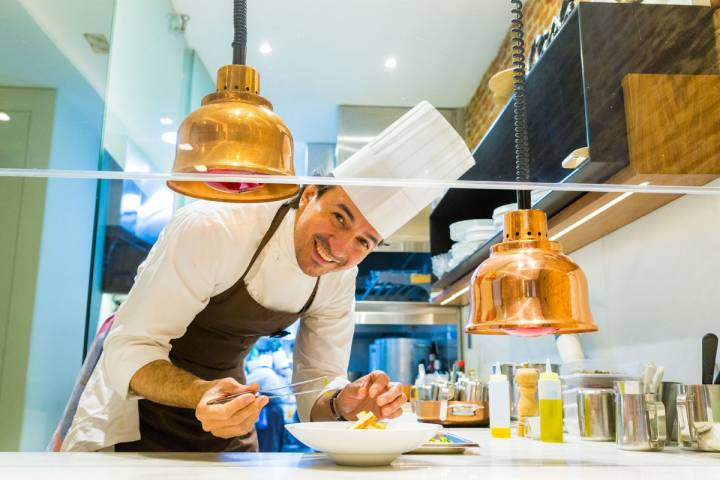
{"left": 287, "top": 184, "right": 335, "bottom": 209}
{"left": 287, "top": 169, "right": 336, "bottom": 208}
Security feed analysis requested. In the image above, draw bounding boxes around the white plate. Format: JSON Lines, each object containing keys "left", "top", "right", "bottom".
{"left": 449, "top": 219, "right": 496, "bottom": 242}
{"left": 408, "top": 431, "right": 480, "bottom": 454}
{"left": 285, "top": 421, "right": 441, "bottom": 466}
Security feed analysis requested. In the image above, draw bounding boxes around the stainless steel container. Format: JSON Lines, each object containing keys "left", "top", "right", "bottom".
{"left": 677, "top": 384, "right": 720, "bottom": 451}
{"left": 457, "top": 377, "right": 488, "bottom": 403}
{"left": 614, "top": 380, "right": 666, "bottom": 451}
{"left": 576, "top": 388, "right": 615, "bottom": 441}
{"left": 659, "top": 381, "right": 682, "bottom": 444}
{"left": 371, "top": 338, "right": 430, "bottom": 385}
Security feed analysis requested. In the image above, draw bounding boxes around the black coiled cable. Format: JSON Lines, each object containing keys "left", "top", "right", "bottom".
{"left": 232, "top": 0, "right": 247, "bottom": 65}
{"left": 510, "top": 0, "right": 531, "bottom": 209}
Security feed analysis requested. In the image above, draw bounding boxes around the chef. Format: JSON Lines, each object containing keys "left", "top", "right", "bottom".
{"left": 62, "top": 101, "right": 474, "bottom": 452}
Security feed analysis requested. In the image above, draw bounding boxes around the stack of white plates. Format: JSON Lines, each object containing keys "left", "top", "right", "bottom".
{"left": 447, "top": 219, "right": 497, "bottom": 269}
{"left": 449, "top": 219, "right": 496, "bottom": 242}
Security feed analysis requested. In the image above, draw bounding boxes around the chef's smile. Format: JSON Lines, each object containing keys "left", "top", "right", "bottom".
{"left": 314, "top": 237, "right": 342, "bottom": 265}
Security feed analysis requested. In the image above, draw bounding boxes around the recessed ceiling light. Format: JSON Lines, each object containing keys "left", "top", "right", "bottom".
{"left": 384, "top": 57, "right": 397, "bottom": 69}
{"left": 161, "top": 131, "right": 177, "bottom": 144}
{"left": 0, "top": 112, "right": 10, "bottom": 122}
{"left": 160, "top": 117, "right": 173, "bottom": 125}
{"left": 259, "top": 42, "right": 272, "bottom": 55}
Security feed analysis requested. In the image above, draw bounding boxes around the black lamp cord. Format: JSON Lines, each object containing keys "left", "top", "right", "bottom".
{"left": 511, "top": 0, "right": 531, "bottom": 210}
{"left": 232, "top": 0, "right": 247, "bottom": 65}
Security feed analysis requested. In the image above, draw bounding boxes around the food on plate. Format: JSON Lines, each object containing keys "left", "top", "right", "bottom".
{"left": 428, "top": 434, "right": 452, "bottom": 444}
{"left": 350, "top": 411, "right": 387, "bottom": 430}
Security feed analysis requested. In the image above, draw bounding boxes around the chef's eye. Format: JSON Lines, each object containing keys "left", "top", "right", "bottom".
{"left": 334, "top": 213, "right": 346, "bottom": 226}
{"left": 358, "top": 238, "right": 370, "bottom": 250}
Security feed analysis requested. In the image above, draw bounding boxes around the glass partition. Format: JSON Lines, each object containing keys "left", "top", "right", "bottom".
{"left": 2, "top": 0, "right": 720, "bottom": 452}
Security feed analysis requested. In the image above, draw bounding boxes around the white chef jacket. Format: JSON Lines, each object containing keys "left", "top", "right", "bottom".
{"left": 62, "top": 200, "right": 356, "bottom": 451}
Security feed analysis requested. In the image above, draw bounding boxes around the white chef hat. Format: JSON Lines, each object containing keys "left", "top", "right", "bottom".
{"left": 332, "top": 101, "right": 474, "bottom": 239}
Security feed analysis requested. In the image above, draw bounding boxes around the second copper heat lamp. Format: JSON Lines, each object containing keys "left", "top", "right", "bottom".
{"left": 465, "top": 0, "right": 597, "bottom": 337}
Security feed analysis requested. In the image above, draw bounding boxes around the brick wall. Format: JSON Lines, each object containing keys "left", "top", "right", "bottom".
{"left": 465, "top": 0, "right": 562, "bottom": 148}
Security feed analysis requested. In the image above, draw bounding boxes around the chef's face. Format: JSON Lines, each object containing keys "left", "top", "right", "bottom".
{"left": 294, "top": 185, "right": 381, "bottom": 277}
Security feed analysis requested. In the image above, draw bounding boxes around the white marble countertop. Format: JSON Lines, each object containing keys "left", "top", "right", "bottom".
{"left": 3, "top": 429, "right": 719, "bottom": 480}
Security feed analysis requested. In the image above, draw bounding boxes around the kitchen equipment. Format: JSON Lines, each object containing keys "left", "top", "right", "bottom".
{"left": 371, "top": 338, "right": 430, "bottom": 386}
{"left": 659, "top": 381, "right": 682, "bottom": 444}
{"left": 168, "top": 1, "right": 299, "bottom": 203}
{"left": 488, "top": 68, "right": 515, "bottom": 108}
{"left": 702, "top": 333, "right": 718, "bottom": 385}
{"left": 450, "top": 240, "right": 485, "bottom": 263}
{"left": 561, "top": 363, "right": 637, "bottom": 437}
{"left": 414, "top": 378, "right": 489, "bottom": 427}
{"left": 676, "top": 384, "right": 720, "bottom": 451}
{"left": 539, "top": 359, "right": 563, "bottom": 443}
{"left": 576, "top": 388, "right": 615, "bottom": 441}
{"left": 515, "top": 364, "right": 539, "bottom": 437}
{"left": 431, "top": 253, "right": 451, "bottom": 278}
{"left": 489, "top": 363, "right": 511, "bottom": 438}
{"left": 285, "top": 421, "right": 440, "bottom": 466}
{"left": 449, "top": 219, "right": 496, "bottom": 242}
{"left": 407, "top": 431, "right": 480, "bottom": 454}
{"left": 500, "top": 362, "right": 560, "bottom": 419}
{"left": 615, "top": 380, "right": 666, "bottom": 451}
{"left": 206, "top": 375, "right": 328, "bottom": 405}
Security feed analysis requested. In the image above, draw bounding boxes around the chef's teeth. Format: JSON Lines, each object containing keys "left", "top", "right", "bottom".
{"left": 316, "top": 241, "right": 335, "bottom": 263}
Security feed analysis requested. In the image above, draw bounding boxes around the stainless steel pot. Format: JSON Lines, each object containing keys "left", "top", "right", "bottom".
{"left": 370, "top": 338, "right": 430, "bottom": 385}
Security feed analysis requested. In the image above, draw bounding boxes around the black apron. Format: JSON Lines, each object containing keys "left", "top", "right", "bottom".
{"left": 116, "top": 204, "right": 319, "bottom": 452}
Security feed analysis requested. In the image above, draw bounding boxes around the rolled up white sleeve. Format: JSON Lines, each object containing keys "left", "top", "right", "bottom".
{"left": 292, "top": 270, "right": 357, "bottom": 422}
{"left": 101, "top": 208, "right": 222, "bottom": 399}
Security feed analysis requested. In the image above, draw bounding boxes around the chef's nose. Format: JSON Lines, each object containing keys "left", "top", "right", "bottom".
{"left": 328, "top": 233, "right": 352, "bottom": 260}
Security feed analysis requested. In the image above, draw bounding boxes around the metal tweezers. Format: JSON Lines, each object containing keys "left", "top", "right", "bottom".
{"left": 206, "top": 375, "right": 329, "bottom": 405}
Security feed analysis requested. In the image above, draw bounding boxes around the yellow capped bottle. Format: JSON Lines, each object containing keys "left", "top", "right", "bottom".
{"left": 539, "top": 359, "right": 563, "bottom": 443}
{"left": 489, "top": 362, "right": 511, "bottom": 438}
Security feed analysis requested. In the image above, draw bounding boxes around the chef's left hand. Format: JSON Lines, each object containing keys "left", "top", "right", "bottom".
{"left": 335, "top": 370, "right": 407, "bottom": 421}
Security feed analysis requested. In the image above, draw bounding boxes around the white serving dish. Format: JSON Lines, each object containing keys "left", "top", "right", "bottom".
{"left": 285, "top": 421, "right": 441, "bottom": 466}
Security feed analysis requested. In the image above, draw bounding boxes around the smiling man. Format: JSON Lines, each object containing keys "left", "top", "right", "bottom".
{"left": 62, "top": 101, "right": 474, "bottom": 452}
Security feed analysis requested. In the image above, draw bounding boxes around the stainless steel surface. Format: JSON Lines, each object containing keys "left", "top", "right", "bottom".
{"left": 615, "top": 381, "right": 666, "bottom": 451}
{"left": 354, "top": 301, "right": 461, "bottom": 326}
{"left": 576, "top": 388, "right": 615, "bottom": 441}
{"left": 457, "top": 377, "right": 488, "bottom": 403}
{"left": 372, "top": 338, "right": 430, "bottom": 385}
{"left": 677, "top": 384, "right": 720, "bottom": 451}
{"left": 659, "top": 381, "right": 682, "bottom": 444}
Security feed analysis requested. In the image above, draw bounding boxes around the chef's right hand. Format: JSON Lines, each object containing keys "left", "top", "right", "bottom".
{"left": 195, "top": 378, "right": 269, "bottom": 439}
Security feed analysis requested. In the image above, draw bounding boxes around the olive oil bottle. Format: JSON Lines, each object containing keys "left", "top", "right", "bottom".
{"left": 539, "top": 359, "right": 563, "bottom": 443}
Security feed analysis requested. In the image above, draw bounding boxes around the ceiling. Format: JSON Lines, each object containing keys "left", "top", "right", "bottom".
{"left": 17, "top": 0, "right": 113, "bottom": 97}
{"left": 171, "top": 0, "right": 511, "bottom": 143}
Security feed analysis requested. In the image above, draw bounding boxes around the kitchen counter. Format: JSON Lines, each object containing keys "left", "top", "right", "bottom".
{"left": 2, "top": 429, "right": 719, "bottom": 480}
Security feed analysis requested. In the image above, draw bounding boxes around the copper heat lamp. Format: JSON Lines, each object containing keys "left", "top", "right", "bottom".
{"left": 167, "top": 0, "right": 298, "bottom": 202}
{"left": 465, "top": 0, "right": 596, "bottom": 336}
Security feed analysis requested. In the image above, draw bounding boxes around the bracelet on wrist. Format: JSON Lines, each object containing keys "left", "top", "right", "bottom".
{"left": 329, "top": 389, "right": 345, "bottom": 421}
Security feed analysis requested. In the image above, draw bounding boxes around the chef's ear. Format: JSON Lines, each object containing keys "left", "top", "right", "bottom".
{"left": 298, "top": 184, "right": 318, "bottom": 210}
